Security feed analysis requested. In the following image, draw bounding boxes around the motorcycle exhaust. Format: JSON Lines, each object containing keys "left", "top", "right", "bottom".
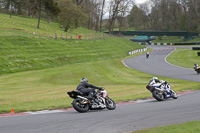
{"left": 77, "top": 96, "right": 88, "bottom": 100}
{"left": 77, "top": 96, "right": 89, "bottom": 104}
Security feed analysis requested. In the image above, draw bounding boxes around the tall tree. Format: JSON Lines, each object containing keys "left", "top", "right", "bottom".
{"left": 72, "top": 0, "right": 84, "bottom": 28}
{"left": 117, "top": 0, "right": 133, "bottom": 32}
{"left": 9, "top": 0, "right": 13, "bottom": 18}
{"left": 44, "top": 0, "right": 60, "bottom": 23}
{"left": 188, "top": 0, "right": 200, "bottom": 32}
{"left": 108, "top": 0, "right": 121, "bottom": 34}
{"left": 128, "top": 5, "right": 146, "bottom": 30}
{"left": 57, "top": 0, "right": 87, "bottom": 32}
{"left": 80, "top": 0, "right": 100, "bottom": 30}
{"left": 99, "top": 0, "right": 105, "bottom": 32}
{"left": 37, "top": 0, "right": 41, "bottom": 29}
{"left": 36, "top": 0, "right": 60, "bottom": 28}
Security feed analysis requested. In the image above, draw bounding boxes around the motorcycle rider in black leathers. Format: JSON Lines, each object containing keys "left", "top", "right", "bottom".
{"left": 76, "top": 78, "right": 102, "bottom": 101}
{"left": 194, "top": 63, "right": 198, "bottom": 69}
{"left": 146, "top": 52, "right": 150, "bottom": 58}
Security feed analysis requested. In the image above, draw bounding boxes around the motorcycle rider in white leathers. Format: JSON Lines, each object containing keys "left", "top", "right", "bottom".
{"left": 149, "top": 77, "right": 171, "bottom": 96}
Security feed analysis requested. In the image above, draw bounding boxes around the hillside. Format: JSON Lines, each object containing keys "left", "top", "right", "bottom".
{"left": 0, "top": 13, "right": 97, "bottom": 36}
{"left": 0, "top": 13, "right": 200, "bottom": 114}
{"left": 0, "top": 13, "right": 148, "bottom": 113}
{"left": 0, "top": 36, "right": 144, "bottom": 75}
{"left": 0, "top": 13, "right": 145, "bottom": 75}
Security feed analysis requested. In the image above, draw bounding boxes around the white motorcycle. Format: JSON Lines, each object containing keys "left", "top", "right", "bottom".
{"left": 146, "top": 80, "right": 178, "bottom": 101}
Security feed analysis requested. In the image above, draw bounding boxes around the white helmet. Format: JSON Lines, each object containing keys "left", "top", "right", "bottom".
{"left": 81, "top": 77, "right": 88, "bottom": 83}
{"left": 152, "top": 77, "right": 158, "bottom": 80}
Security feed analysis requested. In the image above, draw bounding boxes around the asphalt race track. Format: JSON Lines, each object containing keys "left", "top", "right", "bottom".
{"left": 0, "top": 45, "right": 200, "bottom": 133}
{"left": 123, "top": 45, "right": 200, "bottom": 82}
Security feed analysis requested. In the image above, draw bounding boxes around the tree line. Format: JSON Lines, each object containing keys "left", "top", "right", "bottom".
{"left": 1, "top": 0, "right": 199, "bottom": 34}
{"left": 128, "top": 0, "right": 200, "bottom": 33}
{"left": 0, "top": 0, "right": 134, "bottom": 33}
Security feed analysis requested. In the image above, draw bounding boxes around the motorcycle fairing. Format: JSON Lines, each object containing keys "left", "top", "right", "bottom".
{"left": 67, "top": 90, "right": 84, "bottom": 99}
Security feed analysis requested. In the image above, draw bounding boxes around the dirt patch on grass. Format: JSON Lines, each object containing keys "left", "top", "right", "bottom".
{"left": 5, "top": 28, "right": 24, "bottom": 31}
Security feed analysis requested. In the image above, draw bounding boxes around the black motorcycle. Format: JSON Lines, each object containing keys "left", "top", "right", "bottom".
{"left": 146, "top": 52, "right": 149, "bottom": 58}
{"left": 194, "top": 63, "right": 200, "bottom": 74}
{"left": 67, "top": 88, "right": 116, "bottom": 113}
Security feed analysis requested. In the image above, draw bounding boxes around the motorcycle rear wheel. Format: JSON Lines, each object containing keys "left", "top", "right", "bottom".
{"left": 72, "top": 98, "right": 89, "bottom": 113}
{"left": 152, "top": 90, "right": 164, "bottom": 101}
{"left": 105, "top": 97, "right": 116, "bottom": 110}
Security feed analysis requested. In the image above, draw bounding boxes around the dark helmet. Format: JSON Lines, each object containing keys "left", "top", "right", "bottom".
{"left": 81, "top": 77, "right": 88, "bottom": 83}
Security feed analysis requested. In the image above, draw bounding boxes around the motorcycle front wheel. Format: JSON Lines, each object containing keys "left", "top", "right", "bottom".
{"left": 152, "top": 90, "right": 164, "bottom": 101}
{"left": 105, "top": 97, "right": 116, "bottom": 110}
{"left": 72, "top": 98, "right": 89, "bottom": 113}
{"left": 171, "top": 90, "right": 178, "bottom": 99}
{"left": 197, "top": 69, "right": 200, "bottom": 74}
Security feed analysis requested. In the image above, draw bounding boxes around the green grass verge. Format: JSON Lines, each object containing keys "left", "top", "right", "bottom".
{"left": 0, "top": 37, "right": 200, "bottom": 114}
{"left": 1, "top": 55, "right": 200, "bottom": 113}
{"left": 152, "top": 36, "right": 184, "bottom": 43}
{"left": 0, "top": 13, "right": 98, "bottom": 36}
{"left": 0, "top": 13, "right": 108, "bottom": 40}
{"left": 166, "top": 48, "right": 200, "bottom": 68}
{"left": 152, "top": 36, "right": 200, "bottom": 43}
{"left": 133, "top": 121, "right": 200, "bottom": 133}
{"left": 0, "top": 36, "right": 144, "bottom": 75}
{"left": 0, "top": 13, "right": 200, "bottom": 114}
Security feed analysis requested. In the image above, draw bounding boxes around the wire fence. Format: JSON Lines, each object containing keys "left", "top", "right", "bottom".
{"left": 0, "top": 28, "right": 111, "bottom": 41}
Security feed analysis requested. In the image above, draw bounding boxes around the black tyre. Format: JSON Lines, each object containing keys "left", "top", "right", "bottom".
{"left": 197, "top": 70, "right": 200, "bottom": 74}
{"left": 72, "top": 98, "right": 89, "bottom": 113}
{"left": 152, "top": 90, "right": 164, "bottom": 101}
{"left": 171, "top": 90, "right": 178, "bottom": 99}
{"left": 105, "top": 97, "right": 116, "bottom": 110}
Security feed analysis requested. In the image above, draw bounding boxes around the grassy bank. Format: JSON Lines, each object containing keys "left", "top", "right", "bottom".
{"left": 0, "top": 13, "right": 200, "bottom": 114}
{"left": 166, "top": 48, "right": 200, "bottom": 68}
{"left": 152, "top": 36, "right": 200, "bottom": 43}
{"left": 0, "top": 35, "right": 148, "bottom": 113}
{"left": 0, "top": 36, "right": 144, "bottom": 75}
{"left": 1, "top": 36, "right": 200, "bottom": 114}
{"left": 0, "top": 13, "right": 98, "bottom": 36}
{"left": 1, "top": 54, "right": 200, "bottom": 113}
{"left": 134, "top": 121, "right": 200, "bottom": 133}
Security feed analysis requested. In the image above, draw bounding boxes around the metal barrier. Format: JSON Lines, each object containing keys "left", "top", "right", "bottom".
{"left": 128, "top": 48, "right": 148, "bottom": 55}
{"left": 105, "top": 31, "right": 199, "bottom": 37}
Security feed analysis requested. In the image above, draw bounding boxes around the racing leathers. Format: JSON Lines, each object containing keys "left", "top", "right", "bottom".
{"left": 76, "top": 81, "right": 102, "bottom": 100}
{"left": 149, "top": 78, "right": 170, "bottom": 94}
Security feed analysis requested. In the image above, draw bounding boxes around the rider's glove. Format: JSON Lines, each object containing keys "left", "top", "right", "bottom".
{"left": 160, "top": 80, "right": 165, "bottom": 83}
{"left": 164, "top": 81, "right": 169, "bottom": 85}
{"left": 99, "top": 87, "right": 104, "bottom": 90}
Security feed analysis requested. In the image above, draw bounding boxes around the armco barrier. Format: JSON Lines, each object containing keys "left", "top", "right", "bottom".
{"left": 128, "top": 48, "right": 147, "bottom": 55}
{"left": 139, "top": 43, "right": 172, "bottom": 45}
{"left": 105, "top": 31, "right": 199, "bottom": 37}
{"left": 139, "top": 42, "right": 200, "bottom": 46}
{"left": 192, "top": 47, "right": 200, "bottom": 50}
{"left": 174, "top": 42, "right": 200, "bottom": 45}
